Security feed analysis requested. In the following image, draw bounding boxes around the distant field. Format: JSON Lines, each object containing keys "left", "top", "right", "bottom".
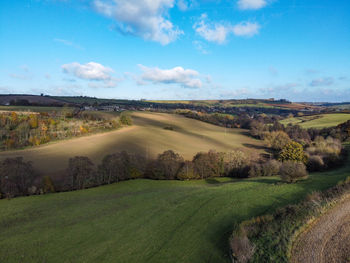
{"left": 0, "top": 111, "right": 263, "bottom": 175}
{"left": 1, "top": 157, "right": 349, "bottom": 263}
{"left": 280, "top": 113, "right": 350, "bottom": 128}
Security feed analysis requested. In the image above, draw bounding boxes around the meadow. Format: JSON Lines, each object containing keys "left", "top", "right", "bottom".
{"left": 280, "top": 113, "right": 350, "bottom": 128}
{"left": 1, "top": 158, "right": 349, "bottom": 263}
{"left": 0, "top": 111, "right": 264, "bottom": 175}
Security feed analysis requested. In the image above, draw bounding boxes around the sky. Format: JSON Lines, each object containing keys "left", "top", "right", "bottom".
{"left": 0, "top": 0, "right": 349, "bottom": 102}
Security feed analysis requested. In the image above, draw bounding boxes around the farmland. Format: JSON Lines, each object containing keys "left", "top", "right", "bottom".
{"left": 0, "top": 157, "right": 349, "bottom": 263}
{"left": 280, "top": 113, "right": 350, "bottom": 128}
{"left": 0, "top": 111, "right": 264, "bottom": 175}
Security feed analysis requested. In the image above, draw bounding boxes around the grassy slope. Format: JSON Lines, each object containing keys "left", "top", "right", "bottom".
{"left": 1, "top": 162, "right": 349, "bottom": 263}
{"left": 0, "top": 112, "right": 263, "bottom": 175}
{"left": 280, "top": 113, "right": 350, "bottom": 128}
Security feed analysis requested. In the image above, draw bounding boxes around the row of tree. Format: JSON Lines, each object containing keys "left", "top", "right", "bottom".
{"left": 2, "top": 141, "right": 333, "bottom": 199}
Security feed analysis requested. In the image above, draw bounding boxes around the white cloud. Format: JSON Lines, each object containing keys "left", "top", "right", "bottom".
{"left": 310, "top": 77, "right": 334, "bottom": 87}
{"left": 93, "top": 0, "right": 183, "bottom": 45}
{"left": 232, "top": 22, "right": 260, "bottom": 37}
{"left": 237, "top": 0, "right": 267, "bottom": 10}
{"left": 62, "top": 62, "right": 114, "bottom": 81}
{"left": 193, "top": 14, "right": 232, "bottom": 44}
{"left": 138, "top": 64, "right": 202, "bottom": 88}
{"left": 54, "top": 38, "right": 83, "bottom": 50}
{"left": 194, "top": 14, "right": 260, "bottom": 43}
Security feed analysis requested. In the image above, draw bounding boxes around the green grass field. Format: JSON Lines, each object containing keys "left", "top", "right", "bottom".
{"left": 0, "top": 111, "right": 263, "bottom": 175}
{"left": 280, "top": 113, "right": 350, "bottom": 128}
{"left": 1, "top": 156, "right": 349, "bottom": 263}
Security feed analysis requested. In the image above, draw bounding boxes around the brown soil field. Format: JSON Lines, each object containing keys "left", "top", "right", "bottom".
{"left": 291, "top": 195, "right": 350, "bottom": 263}
{"left": 0, "top": 111, "right": 264, "bottom": 176}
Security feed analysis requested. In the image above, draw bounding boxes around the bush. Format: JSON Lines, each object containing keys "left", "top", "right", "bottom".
{"left": 278, "top": 141, "right": 306, "bottom": 163}
{"left": 193, "top": 150, "right": 225, "bottom": 179}
{"left": 42, "top": 176, "right": 55, "bottom": 193}
{"left": 279, "top": 161, "right": 308, "bottom": 183}
{"left": 119, "top": 113, "right": 133, "bottom": 125}
{"left": 261, "top": 160, "right": 281, "bottom": 176}
{"left": 264, "top": 131, "right": 291, "bottom": 150}
{"left": 249, "top": 160, "right": 281, "bottom": 177}
{"left": 230, "top": 227, "right": 255, "bottom": 263}
{"left": 177, "top": 161, "right": 198, "bottom": 180}
{"left": 249, "top": 163, "right": 262, "bottom": 177}
{"left": 306, "top": 155, "right": 324, "bottom": 172}
{"left": 224, "top": 150, "right": 250, "bottom": 178}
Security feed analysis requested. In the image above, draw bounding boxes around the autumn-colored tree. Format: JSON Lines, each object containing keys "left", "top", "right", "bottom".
{"left": 264, "top": 131, "right": 291, "bottom": 150}
{"left": 279, "top": 161, "right": 308, "bottom": 183}
{"left": 224, "top": 150, "right": 250, "bottom": 177}
{"left": 278, "top": 141, "right": 307, "bottom": 163}
{"left": 192, "top": 150, "right": 224, "bottom": 179}
{"left": 29, "top": 114, "right": 38, "bottom": 128}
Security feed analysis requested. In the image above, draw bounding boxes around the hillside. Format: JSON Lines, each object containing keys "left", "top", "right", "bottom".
{"left": 0, "top": 111, "right": 264, "bottom": 176}
{"left": 280, "top": 113, "right": 350, "bottom": 128}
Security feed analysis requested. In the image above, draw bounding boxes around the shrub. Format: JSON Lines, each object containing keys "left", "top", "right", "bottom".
{"left": 193, "top": 150, "right": 225, "bottom": 179}
{"left": 42, "top": 176, "right": 55, "bottom": 193}
{"left": 249, "top": 163, "right": 262, "bottom": 177}
{"left": 224, "top": 150, "right": 250, "bottom": 178}
{"left": 278, "top": 141, "right": 306, "bottom": 163}
{"left": 119, "top": 113, "right": 133, "bottom": 125}
{"left": 177, "top": 161, "right": 198, "bottom": 180}
{"left": 249, "top": 160, "right": 281, "bottom": 177}
{"left": 279, "top": 161, "right": 308, "bottom": 183}
{"left": 230, "top": 227, "right": 255, "bottom": 263}
{"left": 306, "top": 155, "right": 324, "bottom": 172}
{"left": 264, "top": 131, "right": 291, "bottom": 150}
{"left": 261, "top": 160, "right": 281, "bottom": 176}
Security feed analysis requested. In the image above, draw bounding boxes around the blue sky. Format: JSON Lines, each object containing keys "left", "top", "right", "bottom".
{"left": 0, "top": 0, "right": 349, "bottom": 101}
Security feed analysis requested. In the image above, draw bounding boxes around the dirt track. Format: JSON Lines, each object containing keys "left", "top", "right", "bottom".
{"left": 291, "top": 195, "right": 350, "bottom": 263}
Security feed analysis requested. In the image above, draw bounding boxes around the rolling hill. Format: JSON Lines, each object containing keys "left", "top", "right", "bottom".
{"left": 0, "top": 111, "right": 264, "bottom": 176}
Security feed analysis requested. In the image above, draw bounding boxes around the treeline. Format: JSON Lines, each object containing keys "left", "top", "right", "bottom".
{"left": 0, "top": 110, "right": 132, "bottom": 150}
{"left": 3, "top": 141, "right": 347, "bottom": 199}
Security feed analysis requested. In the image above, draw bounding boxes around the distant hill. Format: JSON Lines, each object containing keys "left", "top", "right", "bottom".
{"left": 0, "top": 94, "right": 66, "bottom": 106}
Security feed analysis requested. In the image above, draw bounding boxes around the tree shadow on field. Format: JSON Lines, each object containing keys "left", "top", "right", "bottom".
{"left": 242, "top": 143, "right": 269, "bottom": 151}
